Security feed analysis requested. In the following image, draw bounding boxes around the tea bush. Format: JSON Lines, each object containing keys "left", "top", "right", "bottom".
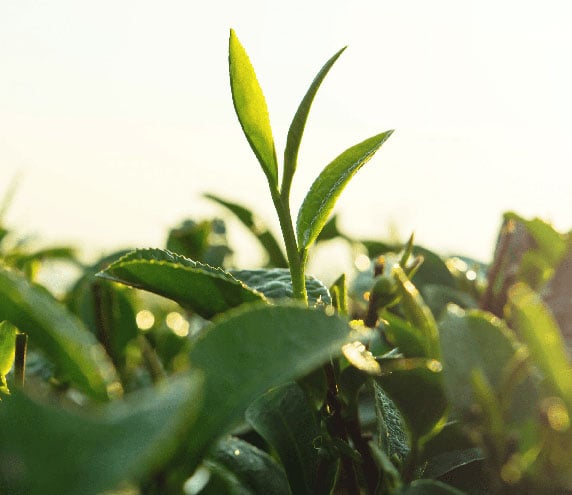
{"left": 0, "top": 30, "right": 571, "bottom": 495}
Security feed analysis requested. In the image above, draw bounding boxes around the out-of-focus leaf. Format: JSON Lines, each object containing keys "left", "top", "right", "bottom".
{"left": 183, "top": 304, "right": 350, "bottom": 472}
{"left": 231, "top": 268, "right": 330, "bottom": 305}
{"left": 229, "top": 29, "right": 278, "bottom": 187}
{"left": 0, "top": 320, "right": 17, "bottom": 394}
{"left": 375, "top": 357, "right": 447, "bottom": 440}
{"left": 420, "top": 284, "right": 478, "bottom": 319}
{"left": 399, "top": 479, "right": 466, "bottom": 494}
{"left": 97, "top": 249, "right": 265, "bottom": 319}
{"left": 205, "top": 194, "right": 287, "bottom": 267}
{"left": 0, "top": 266, "right": 119, "bottom": 401}
{"left": 411, "top": 247, "right": 456, "bottom": 290}
{"left": 439, "top": 307, "right": 519, "bottom": 417}
{"left": 330, "top": 273, "right": 347, "bottom": 315}
{"left": 0, "top": 373, "right": 203, "bottom": 495}
{"left": 282, "top": 47, "right": 346, "bottom": 198}
{"left": 296, "top": 130, "right": 393, "bottom": 250}
{"left": 393, "top": 265, "right": 441, "bottom": 359}
{"left": 507, "top": 283, "right": 572, "bottom": 408}
{"left": 246, "top": 383, "right": 326, "bottom": 495}
{"left": 205, "top": 436, "right": 291, "bottom": 495}
{"left": 381, "top": 313, "right": 428, "bottom": 358}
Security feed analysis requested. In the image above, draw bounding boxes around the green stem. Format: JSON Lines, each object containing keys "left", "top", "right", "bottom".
{"left": 270, "top": 187, "right": 307, "bottom": 303}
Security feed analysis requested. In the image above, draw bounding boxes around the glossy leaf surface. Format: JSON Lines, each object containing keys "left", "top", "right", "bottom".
{"left": 205, "top": 436, "right": 291, "bottom": 495}
{"left": 97, "top": 249, "right": 265, "bottom": 319}
{"left": 0, "top": 266, "right": 118, "bottom": 401}
{"left": 246, "top": 383, "right": 323, "bottom": 495}
{"left": 231, "top": 268, "right": 331, "bottom": 305}
{"left": 296, "top": 130, "right": 393, "bottom": 249}
{"left": 185, "top": 304, "right": 350, "bottom": 469}
{"left": 229, "top": 29, "right": 278, "bottom": 187}
{"left": 0, "top": 374, "right": 202, "bottom": 495}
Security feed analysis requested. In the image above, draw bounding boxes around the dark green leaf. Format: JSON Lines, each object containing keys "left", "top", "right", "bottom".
{"left": 229, "top": 29, "right": 278, "bottom": 187}
{"left": 296, "top": 130, "right": 393, "bottom": 250}
{"left": 374, "top": 381, "right": 409, "bottom": 460}
{"left": 205, "top": 436, "right": 291, "bottom": 495}
{"left": 282, "top": 47, "right": 346, "bottom": 197}
{"left": 97, "top": 249, "right": 265, "bottom": 319}
{"left": 184, "top": 304, "right": 351, "bottom": 471}
{"left": 399, "top": 479, "right": 467, "bottom": 494}
{"left": 0, "top": 374, "right": 203, "bottom": 495}
{"left": 231, "top": 268, "right": 330, "bottom": 305}
{"left": 439, "top": 307, "right": 519, "bottom": 417}
{"left": 245, "top": 383, "right": 325, "bottom": 495}
{"left": 0, "top": 266, "right": 119, "bottom": 401}
{"left": 205, "top": 194, "right": 288, "bottom": 267}
{"left": 375, "top": 358, "right": 447, "bottom": 440}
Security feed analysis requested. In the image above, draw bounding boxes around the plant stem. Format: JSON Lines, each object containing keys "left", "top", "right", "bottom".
{"left": 270, "top": 187, "right": 307, "bottom": 303}
{"left": 14, "top": 332, "right": 28, "bottom": 388}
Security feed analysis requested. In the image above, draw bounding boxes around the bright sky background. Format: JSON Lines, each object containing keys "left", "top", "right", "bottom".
{"left": 2, "top": 0, "right": 571, "bottom": 268}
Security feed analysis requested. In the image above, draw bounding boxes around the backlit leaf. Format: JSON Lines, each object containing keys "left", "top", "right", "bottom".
{"left": 296, "top": 130, "right": 393, "bottom": 250}
{"left": 229, "top": 29, "right": 278, "bottom": 187}
{"left": 0, "top": 266, "right": 119, "bottom": 401}
{"left": 97, "top": 248, "right": 265, "bottom": 319}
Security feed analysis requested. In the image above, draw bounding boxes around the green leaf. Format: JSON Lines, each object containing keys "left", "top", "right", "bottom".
{"left": 96, "top": 248, "right": 265, "bottom": 319}
{"left": 245, "top": 383, "right": 326, "bottom": 495}
{"left": 0, "top": 320, "right": 17, "bottom": 394}
{"left": 231, "top": 268, "right": 331, "bottom": 305}
{"left": 229, "top": 29, "right": 278, "bottom": 187}
{"left": 399, "top": 479, "right": 467, "bottom": 494}
{"left": 296, "top": 130, "right": 393, "bottom": 250}
{"left": 0, "top": 266, "right": 119, "bottom": 401}
{"left": 0, "top": 320, "right": 16, "bottom": 377}
{"left": 205, "top": 436, "right": 292, "bottom": 495}
{"left": 393, "top": 265, "right": 441, "bottom": 359}
{"left": 507, "top": 283, "right": 572, "bottom": 408}
{"left": 375, "top": 357, "right": 447, "bottom": 440}
{"left": 374, "top": 380, "right": 409, "bottom": 460}
{"left": 439, "top": 307, "right": 519, "bottom": 417}
{"left": 184, "top": 304, "right": 351, "bottom": 471}
{"left": 0, "top": 373, "right": 203, "bottom": 495}
{"left": 205, "top": 194, "right": 288, "bottom": 267}
{"left": 282, "top": 47, "right": 346, "bottom": 197}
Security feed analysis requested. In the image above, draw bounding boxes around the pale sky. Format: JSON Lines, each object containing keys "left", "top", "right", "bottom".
{"left": 1, "top": 1, "right": 571, "bottom": 267}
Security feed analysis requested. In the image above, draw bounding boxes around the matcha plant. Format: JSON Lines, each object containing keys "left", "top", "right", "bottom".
{"left": 0, "top": 29, "right": 571, "bottom": 495}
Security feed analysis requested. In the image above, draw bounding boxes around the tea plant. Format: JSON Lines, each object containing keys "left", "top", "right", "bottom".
{"left": 0, "top": 29, "right": 571, "bottom": 495}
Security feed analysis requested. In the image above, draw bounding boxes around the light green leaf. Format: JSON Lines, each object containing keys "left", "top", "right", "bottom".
{"left": 0, "top": 266, "right": 119, "bottom": 401}
{"left": 393, "top": 265, "right": 441, "bottom": 359}
{"left": 282, "top": 47, "right": 346, "bottom": 198}
{"left": 229, "top": 29, "right": 278, "bottom": 187}
{"left": 0, "top": 320, "right": 16, "bottom": 377}
{"left": 0, "top": 373, "right": 203, "bottom": 495}
{"left": 507, "top": 283, "right": 572, "bottom": 408}
{"left": 205, "top": 194, "right": 288, "bottom": 267}
{"left": 184, "top": 304, "right": 351, "bottom": 471}
{"left": 205, "top": 436, "right": 292, "bottom": 495}
{"left": 297, "top": 130, "right": 393, "bottom": 250}
{"left": 245, "top": 383, "right": 325, "bottom": 495}
{"left": 97, "top": 248, "right": 265, "bottom": 319}
{"left": 231, "top": 268, "right": 331, "bottom": 305}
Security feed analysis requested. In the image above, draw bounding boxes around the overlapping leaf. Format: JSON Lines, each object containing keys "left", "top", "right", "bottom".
{"left": 97, "top": 249, "right": 265, "bottom": 319}
{"left": 0, "top": 374, "right": 202, "bottom": 495}
{"left": 0, "top": 266, "right": 119, "bottom": 401}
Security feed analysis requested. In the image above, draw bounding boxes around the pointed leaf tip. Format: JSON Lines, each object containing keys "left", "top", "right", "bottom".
{"left": 229, "top": 29, "right": 279, "bottom": 187}
{"left": 297, "top": 129, "right": 393, "bottom": 249}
